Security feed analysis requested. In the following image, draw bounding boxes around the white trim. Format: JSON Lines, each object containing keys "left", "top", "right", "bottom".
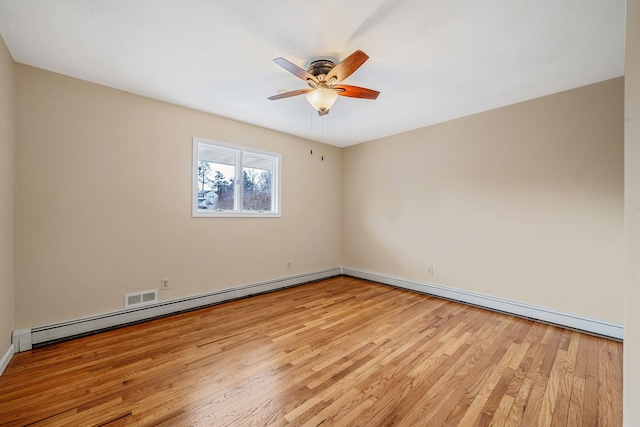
{"left": 343, "top": 267, "right": 623, "bottom": 340}
{"left": 0, "top": 344, "right": 14, "bottom": 376}
{"left": 192, "top": 137, "right": 282, "bottom": 217}
{"left": 19, "top": 268, "right": 341, "bottom": 350}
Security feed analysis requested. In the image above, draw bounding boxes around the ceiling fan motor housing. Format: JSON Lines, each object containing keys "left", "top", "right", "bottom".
{"left": 307, "top": 60, "right": 335, "bottom": 80}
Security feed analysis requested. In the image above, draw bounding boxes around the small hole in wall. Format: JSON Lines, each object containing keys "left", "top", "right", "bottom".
{"left": 310, "top": 149, "right": 313, "bottom": 155}
{"left": 321, "top": 156, "right": 324, "bottom": 161}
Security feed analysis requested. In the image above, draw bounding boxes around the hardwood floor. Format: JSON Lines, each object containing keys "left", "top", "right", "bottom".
{"left": 0, "top": 277, "right": 622, "bottom": 426}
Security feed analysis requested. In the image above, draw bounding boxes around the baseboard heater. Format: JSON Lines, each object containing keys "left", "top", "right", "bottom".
{"left": 342, "top": 267, "right": 623, "bottom": 340}
{"left": 11, "top": 266, "right": 622, "bottom": 353}
{"left": 12, "top": 268, "right": 342, "bottom": 352}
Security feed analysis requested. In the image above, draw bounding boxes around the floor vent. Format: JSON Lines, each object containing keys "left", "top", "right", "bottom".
{"left": 125, "top": 289, "right": 158, "bottom": 308}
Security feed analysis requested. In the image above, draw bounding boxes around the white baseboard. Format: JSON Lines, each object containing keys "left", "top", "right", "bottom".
{"left": 14, "top": 266, "right": 621, "bottom": 353}
{"left": 343, "top": 267, "right": 623, "bottom": 340}
{"left": 0, "top": 344, "right": 14, "bottom": 376}
{"left": 16, "top": 268, "right": 341, "bottom": 351}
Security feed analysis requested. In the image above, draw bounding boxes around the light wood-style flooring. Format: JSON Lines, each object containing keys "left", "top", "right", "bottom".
{"left": 0, "top": 276, "right": 622, "bottom": 426}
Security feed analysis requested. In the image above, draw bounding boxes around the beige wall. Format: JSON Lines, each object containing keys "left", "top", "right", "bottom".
{"left": 0, "top": 35, "right": 15, "bottom": 351}
{"left": 343, "top": 78, "right": 624, "bottom": 323}
{"left": 624, "top": 0, "right": 640, "bottom": 423}
{"left": 14, "top": 65, "right": 342, "bottom": 327}
{"left": 9, "top": 52, "right": 627, "bottom": 349}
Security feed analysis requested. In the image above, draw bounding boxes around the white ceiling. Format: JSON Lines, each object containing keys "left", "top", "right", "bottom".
{"left": 0, "top": 0, "right": 626, "bottom": 147}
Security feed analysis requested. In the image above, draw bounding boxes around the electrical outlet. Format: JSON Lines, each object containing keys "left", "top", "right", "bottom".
{"left": 426, "top": 264, "right": 434, "bottom": 276}
{"left": 286, "top": 261, "right": 291, "bottom": 270}
{"left": 161, "top": 278, "right": 170, "bottom": 290}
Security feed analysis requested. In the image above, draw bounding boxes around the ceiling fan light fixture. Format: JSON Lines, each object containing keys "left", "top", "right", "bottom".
{"left": 306, "top": 87, "right": 338, "bottom": 113}
{"left": 270, "top": 50, "right": 378, "bottom": 114}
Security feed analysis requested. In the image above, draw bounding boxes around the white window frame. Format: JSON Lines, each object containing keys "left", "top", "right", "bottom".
{"left": 192, "top": 137, "right": 282, "bottom": 217}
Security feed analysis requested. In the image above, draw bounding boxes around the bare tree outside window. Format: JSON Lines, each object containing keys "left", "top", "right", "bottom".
{"left": 243, "top": 168, "right": 272, "bottom": 211}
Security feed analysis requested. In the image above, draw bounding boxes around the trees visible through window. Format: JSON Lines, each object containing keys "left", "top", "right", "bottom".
{"left": 197, "top": 160, "right": 235, "bottom": 210}
{"left": 193, "top": 138, "right": 281, "bottom": 217}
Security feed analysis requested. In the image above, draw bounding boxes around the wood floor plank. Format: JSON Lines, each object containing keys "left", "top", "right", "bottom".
{"left": 480, "top": 340, "right": 530, "bottom": 421}
{"left": 487, "top": 393, "right": 516, "bottom": 427}
{"left": 0, "top": 276, "right": 622, "bottom": 426}
{"left": 550, "top": 331, "right": 580, "bottom": 427}
{"left": 583, "top": 335, "right": 601, "bottom": 427}
{"left": 608, "top": 339, "right": 624, "bottom": 425}
{"left": 516, "top": 325, "right": 564, "bottom": 426}
{"left": 538, "top": 346, "right": 566, "bottom": 427}
{"left": 597, "top": 338, "right": 617, "bottom": 427}
{"left": 392, "top": 314, "right": 516, "bottom": 426}
{"left": 568, "top": 377, "right": 586, "bottom": 426}
{"left": 455, "top": 342, "right": 522, "bottom": 425}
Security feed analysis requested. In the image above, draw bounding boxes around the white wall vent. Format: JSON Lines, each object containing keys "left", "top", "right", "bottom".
{"left": 125, "top": 289, "right": 158, "bottom": 308}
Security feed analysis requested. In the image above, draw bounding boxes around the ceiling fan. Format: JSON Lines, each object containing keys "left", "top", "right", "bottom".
{"left": 268, "top": 50, "right": 380, "bottom": 116}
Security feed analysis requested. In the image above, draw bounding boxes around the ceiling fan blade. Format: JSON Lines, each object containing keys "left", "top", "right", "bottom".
{"left": 318, "top": 109, "right": 329, "bottom": 116}
{"left": 334, "top": 85, "right": 380, "bottom": 100}
{"left": 268, "top": 88, "right": 312, "bottom": 100}
{"left": 326, "top": 50, "right": 369, "bottom": 84}
{"left": 273, "top": 58, "right": 318, "bottom": 84}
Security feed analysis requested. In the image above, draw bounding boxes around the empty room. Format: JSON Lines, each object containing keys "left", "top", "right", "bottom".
{"left": 1, "top": 1, "right": 639, "bottom": 426}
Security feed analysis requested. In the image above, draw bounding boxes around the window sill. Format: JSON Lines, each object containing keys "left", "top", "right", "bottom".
{"left": 193, "top": 210, "right": 281, "bottom": 218}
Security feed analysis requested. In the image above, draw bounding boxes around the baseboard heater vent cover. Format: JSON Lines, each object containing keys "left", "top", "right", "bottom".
{"left": 125, "top": 289, "right": 158, "bottom": 308}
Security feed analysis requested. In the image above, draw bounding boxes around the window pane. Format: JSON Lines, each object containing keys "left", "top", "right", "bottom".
{"left": 197, "top": 147, "right": 236, "bottom": 211}
{"left": 243, "top": 153, "right": 274, "bottom": 211}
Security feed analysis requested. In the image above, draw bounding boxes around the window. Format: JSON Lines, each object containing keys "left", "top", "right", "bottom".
{"left": 193, "top": 137, "right": 281, "bottom": 217}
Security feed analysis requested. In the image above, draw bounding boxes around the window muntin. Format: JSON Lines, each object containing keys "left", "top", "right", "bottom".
{"left": 193, "top": 138, "right": 281, "bottom": 217}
